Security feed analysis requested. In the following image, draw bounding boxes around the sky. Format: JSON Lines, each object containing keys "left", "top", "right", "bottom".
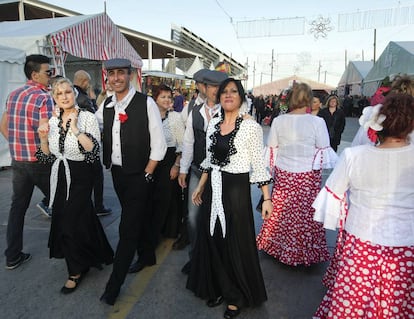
{"left": 46, "top": 0, "right": 414, "bottom": 89}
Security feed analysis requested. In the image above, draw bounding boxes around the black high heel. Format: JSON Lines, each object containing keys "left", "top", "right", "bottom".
{"left": 60, "top": 274, "right": 83, "bottom": 294}
{"left": 224, "top": 305, "right": 241, "bottom": 319}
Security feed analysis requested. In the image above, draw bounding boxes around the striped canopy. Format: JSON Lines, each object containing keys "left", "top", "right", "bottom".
{"left": 0, "top": 13, "right": 142, "bottom": 68}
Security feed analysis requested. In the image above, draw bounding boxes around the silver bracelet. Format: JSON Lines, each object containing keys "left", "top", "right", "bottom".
{"left": 74, "top": 130, "right": 83, "bottom": 138}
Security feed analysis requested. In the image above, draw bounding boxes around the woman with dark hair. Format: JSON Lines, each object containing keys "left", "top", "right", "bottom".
{"left": 257, "top": 82, "right": 337, "bottom": 267}
{"left": 187, "top": 78, "right": 272, "bottom": 319}
{"left": 312, "top": 93, "right": 414, "bottom": 318}
{"left": 317, "top": 95, "right": 346, "bottom": 152}
{"left": 352, "top": 74, "right": 414, "bottom": 146}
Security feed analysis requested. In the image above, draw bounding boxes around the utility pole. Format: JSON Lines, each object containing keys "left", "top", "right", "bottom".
{"left": 260, "top": 72, "right": 263, "bottom": 86}
{"left": 373, "top": 29, "right": 377, "bottom": 63}
{"left": 345, "top": 49, "right": 347, "bottom": 69}
{"left": 324, "top": 71, "right": 327, "bottom": 84}
{"left": 270, "top": 49, "right": 275, "bottom": 82}
{"left": 317, "top": 60, "right": 322, "bottom": 82}
{"left": 252, "top": 61, "right": 256, "bottom": 89}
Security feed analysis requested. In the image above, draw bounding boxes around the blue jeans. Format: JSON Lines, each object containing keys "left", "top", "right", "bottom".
{"left": 5, "top": 160, "right": 50, "bottom": 262}
{"left": 186, "top": 166, "right": 202, "bottom": 259}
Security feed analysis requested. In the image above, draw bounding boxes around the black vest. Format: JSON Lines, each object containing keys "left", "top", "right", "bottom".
{"left": 102, "top": 92, "right": 150, "bottom": 174}
{"left": 192, "top": 104, "right": 207, "bottom": 167}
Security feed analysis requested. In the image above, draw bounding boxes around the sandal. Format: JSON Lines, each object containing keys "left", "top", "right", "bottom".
{"left": 60, "top": 274, "right": 83, "bottom": 294}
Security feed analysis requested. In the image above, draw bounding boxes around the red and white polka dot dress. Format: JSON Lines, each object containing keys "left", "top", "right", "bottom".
{"left": 256, "top": 167, "right": 330, "bottom": 266}
{"left": 314, "top": 231, "right": 414, "bottom": 319}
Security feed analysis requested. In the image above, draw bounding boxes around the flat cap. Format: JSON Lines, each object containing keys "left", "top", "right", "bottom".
{"left": 104, "top": 58, "right": 131, "bottom": 70}
{"left": 193, "top": 69, "right": 209, "bottom": 83}
{"left": 203, "top": 70, "right": 228, "bottom": 86}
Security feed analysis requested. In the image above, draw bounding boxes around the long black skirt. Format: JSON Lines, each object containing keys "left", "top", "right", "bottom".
{"left": 49, "top": 160, "right": 114, "bottom": 275}
{"left": 186, "top": 171, "right": 267, "bottom": 308}
{"left": 151, "top": 147, "right": 182, "bottom": 240}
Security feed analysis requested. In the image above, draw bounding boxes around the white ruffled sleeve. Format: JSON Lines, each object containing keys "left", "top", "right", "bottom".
{"left": 313, "top": 149, "right": 351, "bottom": 230}
{"left": 313, "top": 146, "right": 338, "bottom": 169}
{"left": 248, "top": 121, "right": 272, "bottom": 184}
{"left": 313, "top": 116, "right": 338, "bottom": 169}
{"left": 264, "top": 119, "right": 279, "bottom": 177}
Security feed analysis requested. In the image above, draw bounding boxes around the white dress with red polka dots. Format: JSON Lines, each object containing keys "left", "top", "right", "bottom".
{"left": 313, "top": 145, "right": 414, "bottom": 318}
{"left": 257, "top": 113, "right": 338, "bottom": 266}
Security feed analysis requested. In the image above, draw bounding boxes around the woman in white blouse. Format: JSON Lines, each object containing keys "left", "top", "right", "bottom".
{"left": 312, "top": 93, "right": 414, "bottom": 318}
{"left": 37, "top": 78, "right": 113, "bottom": 294}
{"left": 188, "top": 78, "right": 273, "bottom": 319}
{"left": 256, "top": 82, "right": 337, "bottom": 266}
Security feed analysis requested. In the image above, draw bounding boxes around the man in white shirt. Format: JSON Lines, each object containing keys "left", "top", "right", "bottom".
{"left": 98, "top": 58, "right": 167, "bottom": 306}
{"left": 178, "top": 70, "right": 228, "bottom": 274}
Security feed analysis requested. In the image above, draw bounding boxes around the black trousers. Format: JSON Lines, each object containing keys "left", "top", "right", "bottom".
{"left": 92, "top": 160, "right": 106, "bottom": 211}
{"left": 104, "top": 166, "right": 154, "bottom": 297}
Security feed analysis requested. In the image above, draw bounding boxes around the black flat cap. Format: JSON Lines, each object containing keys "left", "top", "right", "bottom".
{"left": 104, "top": 58, "right": 131, "bottom": 70}
{"left": 193, "top": 69, "right": 209, "bottom": 83}
{"left": 203, "top": 70, "right": 228, "bottom": 85}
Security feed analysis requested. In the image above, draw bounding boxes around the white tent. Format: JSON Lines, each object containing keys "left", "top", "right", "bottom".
{"left": 337, "top": 61, "right": 373, "bottom": 97}
{"left": 0, "top": 13, "right": 143, "bottom": 75}
{"left": 0, "top": 44, "right": 26, "bottom": 167}
{"left": 184, "top": 56, "right": 204, "bottom": 78}
{"left": 363, "top": 41, "right": 414, "bottom": 96}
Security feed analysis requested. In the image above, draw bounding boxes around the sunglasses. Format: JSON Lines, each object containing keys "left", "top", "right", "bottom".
{"left": 41, "top": 70, "right": 53, "bottom": 77}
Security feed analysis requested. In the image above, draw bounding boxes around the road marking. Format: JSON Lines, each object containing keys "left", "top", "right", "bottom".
{"left": 108, "top": 238, "right": 174, "bottom": 319}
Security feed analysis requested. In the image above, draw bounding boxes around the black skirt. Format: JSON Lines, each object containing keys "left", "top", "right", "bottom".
{"left": 186, "top": 171, "right": 267, "bottom": 308}
{"left": 49, "top": 160, "right": 114, "bottom": 273}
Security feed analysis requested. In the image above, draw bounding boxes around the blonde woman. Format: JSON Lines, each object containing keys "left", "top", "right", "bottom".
{"left": 37, "top": 78, "right": 113, "bottom": 294}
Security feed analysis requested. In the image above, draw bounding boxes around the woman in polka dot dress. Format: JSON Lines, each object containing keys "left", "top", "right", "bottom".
{"left": 188, "top": 78, "right": 273, "bottom": 319}
{"left": 312, "top": 93, "right": 414, "bottom": 318}
{"left": 37, "top": 78, "right": 113, "bottom": 294}
{"left": 256, "top": 83, "right": 337, "bottom": 266}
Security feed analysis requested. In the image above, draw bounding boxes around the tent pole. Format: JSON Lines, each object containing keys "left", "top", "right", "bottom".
{"left": 18, "top": 0, "right": 25, "bottom": 21}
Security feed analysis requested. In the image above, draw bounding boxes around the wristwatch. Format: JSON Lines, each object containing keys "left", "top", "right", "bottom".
{"left": 145, "top": 172, "right": 154, "bottom": 183}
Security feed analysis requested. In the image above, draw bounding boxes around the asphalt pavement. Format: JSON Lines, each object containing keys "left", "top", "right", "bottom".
{"left": 0, "top": 117, "right": 359, "bottom": 319}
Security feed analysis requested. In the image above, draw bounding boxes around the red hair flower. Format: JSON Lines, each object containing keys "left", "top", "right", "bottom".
{"left": 367, "top": 127, "right": 378, "bottom": 143}
{"left": 119, "top": 112, "right": 128, "bottom": 124}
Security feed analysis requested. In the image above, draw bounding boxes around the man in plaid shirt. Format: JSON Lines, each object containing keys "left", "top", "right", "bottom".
{"left": 0, "top": 54, "right": 54, "bottom": 270}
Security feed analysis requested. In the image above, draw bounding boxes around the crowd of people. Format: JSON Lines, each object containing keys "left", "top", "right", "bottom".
{"left": 1, "top": 54, "right": 413, "bottom": 318}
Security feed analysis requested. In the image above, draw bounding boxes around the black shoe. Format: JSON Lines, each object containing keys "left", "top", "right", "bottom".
{"left": 128, "top": 260, "right": 156, "bottom": 274}
{"left": 181, "top": 261, "right": 191, "bottom": 275}
{"left": 100, "top": 292, "right": 116, "bottom": 306}
{"left": 224, "top": 306, "right": 241, "bottom": 319}
{"left": 96, "top": 207, "right": 112, "bottom": 217}
{"left": 60, "top": 274, "right": 83, "bottom": 294}
{"left": 5, "top": 253, "right": 31, "bottom": 270}
{"left": 206, "top": 296, "right": 224, "bottom": 307}
{"left": 172, "top": 236, "right": 189, "bottom": 250}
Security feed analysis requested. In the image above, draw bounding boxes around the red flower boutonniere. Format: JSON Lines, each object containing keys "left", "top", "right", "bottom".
{"left": 119, "top": 112, "right": 128, "bottom": 124}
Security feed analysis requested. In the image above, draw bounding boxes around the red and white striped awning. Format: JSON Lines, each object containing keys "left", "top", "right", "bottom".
{"left": 49, "top": 13, "right": 142, "bottom": 68}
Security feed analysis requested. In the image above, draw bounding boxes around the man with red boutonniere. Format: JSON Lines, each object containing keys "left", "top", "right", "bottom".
{"left": 95, "top": 58, "right": 167, "bottom": 306}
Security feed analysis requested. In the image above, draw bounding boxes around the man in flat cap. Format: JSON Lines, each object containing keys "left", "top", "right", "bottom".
{"left": 178, "top": 70, "right": 228, "bottom": 274}
{"left": 172, "top": 68, "right": 209, "bottom": 251}
{"left": 97, "top": 58, "right": 167, "bottom": 305}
